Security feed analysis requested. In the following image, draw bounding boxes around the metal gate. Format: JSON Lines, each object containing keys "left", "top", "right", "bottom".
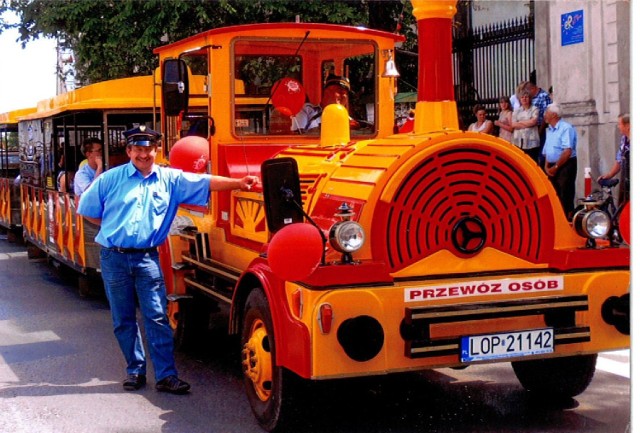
{"left": 453, "top": 5, "right": 535, "bottom": 129}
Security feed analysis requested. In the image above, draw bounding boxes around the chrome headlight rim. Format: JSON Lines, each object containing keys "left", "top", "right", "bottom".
{"left": 573, "top": 208, "right": 611, "bottom": 239}
{"left": 329, "top": 221, "right": 366, "bottom": 253}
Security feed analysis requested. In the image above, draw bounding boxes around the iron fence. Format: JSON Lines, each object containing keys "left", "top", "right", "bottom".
{"left": 453, "top": 14, "right": 535, "bottom": 130}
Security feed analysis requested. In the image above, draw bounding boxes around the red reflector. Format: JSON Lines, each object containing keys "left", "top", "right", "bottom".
{"left": 318, "top": 303, "right": 333, "bottom": 334}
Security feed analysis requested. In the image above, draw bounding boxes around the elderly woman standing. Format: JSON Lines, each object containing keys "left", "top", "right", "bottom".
{"left": 511, "top": 90, "right": 540, "bottom": 164}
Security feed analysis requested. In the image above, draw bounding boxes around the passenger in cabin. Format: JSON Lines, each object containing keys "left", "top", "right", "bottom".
{"left": 73, "top": 137, "right": 103, "bottom": 196}
{"left": 77, "top": 126, "right": 258, "bottom": 395}
{"left": 291, "top": 74, "right": 351, "bottom": 133}
{"left": 56, "top": 154, "right": 74, "bottom": 193}
{"left": 57, "top": 170, "right": 75, "bottom": 193}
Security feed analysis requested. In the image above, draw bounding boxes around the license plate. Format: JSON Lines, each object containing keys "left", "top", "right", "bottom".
{"left": 460, "top": 328, "right": 554, "bottom": 362}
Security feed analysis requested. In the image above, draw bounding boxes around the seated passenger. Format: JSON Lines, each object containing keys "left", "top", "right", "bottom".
{"left": 292, "top": 74, "right": 350, "bottom": 133}
{"left": 74, "top": 137, "right": 104, "bottom": 196}
{"left": 57, "top": 170, "right": 75, "bottom": 193}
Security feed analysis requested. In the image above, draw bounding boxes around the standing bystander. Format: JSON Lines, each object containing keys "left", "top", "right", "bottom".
{"left": 77, "top": 126, "right": 259, "bottom": 394}
{"left": 494, "top": 96, "right": 514, "bottom": 142}
{"left": 526, "top": 80, "right": 553, "bottom": 152}
{"left": 511, "top": 90, "right": 540, "bottom": 163}
{"left": 468, "top": 104, "right": 494, "bottom": 134}
{"left": 509, "top": 81, "right": 527, "bottom": 112}
{"left": 598, "top": 113, "right": 630, "bottom": 205}
{"left": 542, "top": 103, "right": 578, "bottom": 217}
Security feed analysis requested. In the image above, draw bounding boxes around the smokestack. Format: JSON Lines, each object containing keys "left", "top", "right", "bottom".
{"left": 410, "top": 0, "right": 459, "bottom": 133}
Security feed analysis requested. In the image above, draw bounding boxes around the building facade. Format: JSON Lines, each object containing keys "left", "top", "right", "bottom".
{"left": 464, "top": 0, "right": 630, "bottom": 200}
{"left": 535, "top": 0, "right": 630, "bottom": 199}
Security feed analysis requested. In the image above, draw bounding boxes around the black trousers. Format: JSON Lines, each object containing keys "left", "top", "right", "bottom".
{"left": 523, "top": 146, "right": 541, "bottom": 167}
{"left": 549, "top": 157, "right": 577, "bottom": 217}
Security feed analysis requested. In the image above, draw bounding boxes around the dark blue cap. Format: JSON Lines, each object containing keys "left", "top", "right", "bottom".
{"left": 324, "top": 74, "right": 350, "bottom": 91}
{"left": 123, "top": 125, "right": 162, "bottom": 147}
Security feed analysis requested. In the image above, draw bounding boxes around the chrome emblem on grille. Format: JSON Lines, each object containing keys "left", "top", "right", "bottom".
{"left": 452, "top": 216, "right": 487, "bottom": 255}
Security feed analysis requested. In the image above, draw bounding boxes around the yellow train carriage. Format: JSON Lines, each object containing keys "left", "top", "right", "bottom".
{"left": 0, "top": 107, "right": 36, "bottom": 239}
{"left": 18, "top": 76, "right": 158, "bottom": 287}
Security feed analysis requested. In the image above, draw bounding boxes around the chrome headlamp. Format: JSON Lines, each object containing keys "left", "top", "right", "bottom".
{"left": 329, "top": 221, "right": 365, "bottom": 253}
{"left": 329, "top": 203, "right": 365, "bottom": 264}
{"left": 573, "top": 208, "right": 611, "bottom": 240}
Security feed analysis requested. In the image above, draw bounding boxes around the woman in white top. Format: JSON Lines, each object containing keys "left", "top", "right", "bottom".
{"left": 468, "top": 104, "right": 494, "bottom": 134}
{"left": 511, "top": 91, "right": 540, "bottom": 164}
{"left": 494, "top": 96, "right": 514, "bottom": 142}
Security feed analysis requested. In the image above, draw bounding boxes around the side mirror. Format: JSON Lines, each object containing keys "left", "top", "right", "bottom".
{"left": 162, "top": 59, "right": 189, "bottom": 116}
{"left": 261, "top": 157, "right": 304, "bottom": 233}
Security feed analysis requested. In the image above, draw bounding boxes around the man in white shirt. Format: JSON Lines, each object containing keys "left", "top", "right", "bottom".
{"left": 292, "top": 74, "right": 350, "bottom": 133}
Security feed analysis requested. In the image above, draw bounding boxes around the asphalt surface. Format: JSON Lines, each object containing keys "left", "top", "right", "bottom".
{"left": 0, "top": 236, "right": 631, "bottom": 433}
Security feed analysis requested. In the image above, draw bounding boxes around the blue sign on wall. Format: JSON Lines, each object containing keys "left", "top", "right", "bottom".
{"left": 561, "top": 10, "right": 584, "bottom": 46}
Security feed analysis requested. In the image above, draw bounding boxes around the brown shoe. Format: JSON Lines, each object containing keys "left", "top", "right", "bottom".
{"left": 155, "top": 375, "right": 190, "bottom": 394}
{"left": 123, "top": 374, "right": 146, "bottom": 391}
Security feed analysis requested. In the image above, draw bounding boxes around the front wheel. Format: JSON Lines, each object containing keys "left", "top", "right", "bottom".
{"left": 511, "top": 354, "right": 597, "bottom": 398}
{"left": 241, "top": 289, "right": 297, "bottom": 432}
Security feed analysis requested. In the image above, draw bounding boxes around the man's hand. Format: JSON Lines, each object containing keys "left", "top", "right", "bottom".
{"left": 240, "top": 175, "right": 260, "bottom": 191}
{"left": 545, "top": 165, "right": 557, "bottom": 177}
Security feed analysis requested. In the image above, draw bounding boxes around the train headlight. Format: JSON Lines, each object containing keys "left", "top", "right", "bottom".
{"left": 573, "top": 208, "right": 611, "bottom": 239}
{"left": 329, "top": 221, "right": 365, "bottom": 254}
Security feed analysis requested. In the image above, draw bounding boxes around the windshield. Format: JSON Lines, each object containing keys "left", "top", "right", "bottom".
{"left": 232, "top": 37, "right": 377, "bottom": 138}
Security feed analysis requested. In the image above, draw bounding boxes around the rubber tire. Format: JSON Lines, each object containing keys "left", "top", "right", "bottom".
{"left": 511, "top": 354, "right": 598, "bottom": 398}
{"left": 27, "top": 244, "right": 45, "bottom": 259}
{"left": 78, "top": 274, "right": 103, "bottom": 298}
{"left": 172, "top": 298, "right": 207, "bottom": 352}
{"left": 241, "top": 289, "right": 296, "bottom": 432}
{"left": 6, "top": 230, "right": 20, "bottom": 244}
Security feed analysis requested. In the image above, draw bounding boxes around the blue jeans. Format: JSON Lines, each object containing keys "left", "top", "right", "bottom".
{"left": 100, "top": 247, "right": 177, "bottom": 382}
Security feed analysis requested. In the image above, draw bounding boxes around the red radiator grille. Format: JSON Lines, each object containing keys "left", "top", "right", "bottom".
{"left": 371, "top": 147, "right": 555, "bottom": 273}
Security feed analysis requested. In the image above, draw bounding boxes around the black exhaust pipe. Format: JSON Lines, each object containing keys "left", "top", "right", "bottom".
{"left": 601, "top": 293, "right": 630, "bottom": 335}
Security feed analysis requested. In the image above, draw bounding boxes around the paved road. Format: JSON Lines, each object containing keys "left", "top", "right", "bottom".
{"left": 0, "top": 237, "right": 631, "bottom": 433}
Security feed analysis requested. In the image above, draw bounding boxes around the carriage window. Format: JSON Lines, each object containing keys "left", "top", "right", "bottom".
{"left": 232, "top": 38, "right": 377, "bottom": 137}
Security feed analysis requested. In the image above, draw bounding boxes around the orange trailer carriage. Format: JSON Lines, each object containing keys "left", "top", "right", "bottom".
{"left": 0, "top": 107, "right": 35, "bottom": 240}
{"left": 17, "top": 76, "right": 157, "bottom": 291}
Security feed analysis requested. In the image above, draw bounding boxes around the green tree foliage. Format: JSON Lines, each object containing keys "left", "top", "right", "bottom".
{"left": 1, "top": 0, "right": 415, "bottom": 87}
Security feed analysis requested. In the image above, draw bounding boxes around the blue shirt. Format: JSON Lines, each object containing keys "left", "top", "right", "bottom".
{"left": 74, "top": 163, "right": 96, "bottom": 196}
{"left": 542, "top": 119, "right": 577, "bottom": 162}
{"left": 616, "top": 135, "right": 630, "bottom": 163}
{"left": 532, "top": 89, "right": 552, "bottom": 126}
{"left": 77, "top": 162, "right": 211, "bottom": 248}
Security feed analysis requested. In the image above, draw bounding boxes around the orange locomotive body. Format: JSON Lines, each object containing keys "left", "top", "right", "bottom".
{"left": 153, "top": 1, "right": 629, "bottom": 430}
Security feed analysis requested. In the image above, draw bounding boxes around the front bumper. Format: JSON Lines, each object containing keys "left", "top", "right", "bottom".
{"left": 284, "top": 270, "right": 630, "bottom": 379}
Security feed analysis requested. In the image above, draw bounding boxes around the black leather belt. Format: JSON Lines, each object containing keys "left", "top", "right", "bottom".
{"left": 108, "top": 246, "right": 157, "bottom": 254}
